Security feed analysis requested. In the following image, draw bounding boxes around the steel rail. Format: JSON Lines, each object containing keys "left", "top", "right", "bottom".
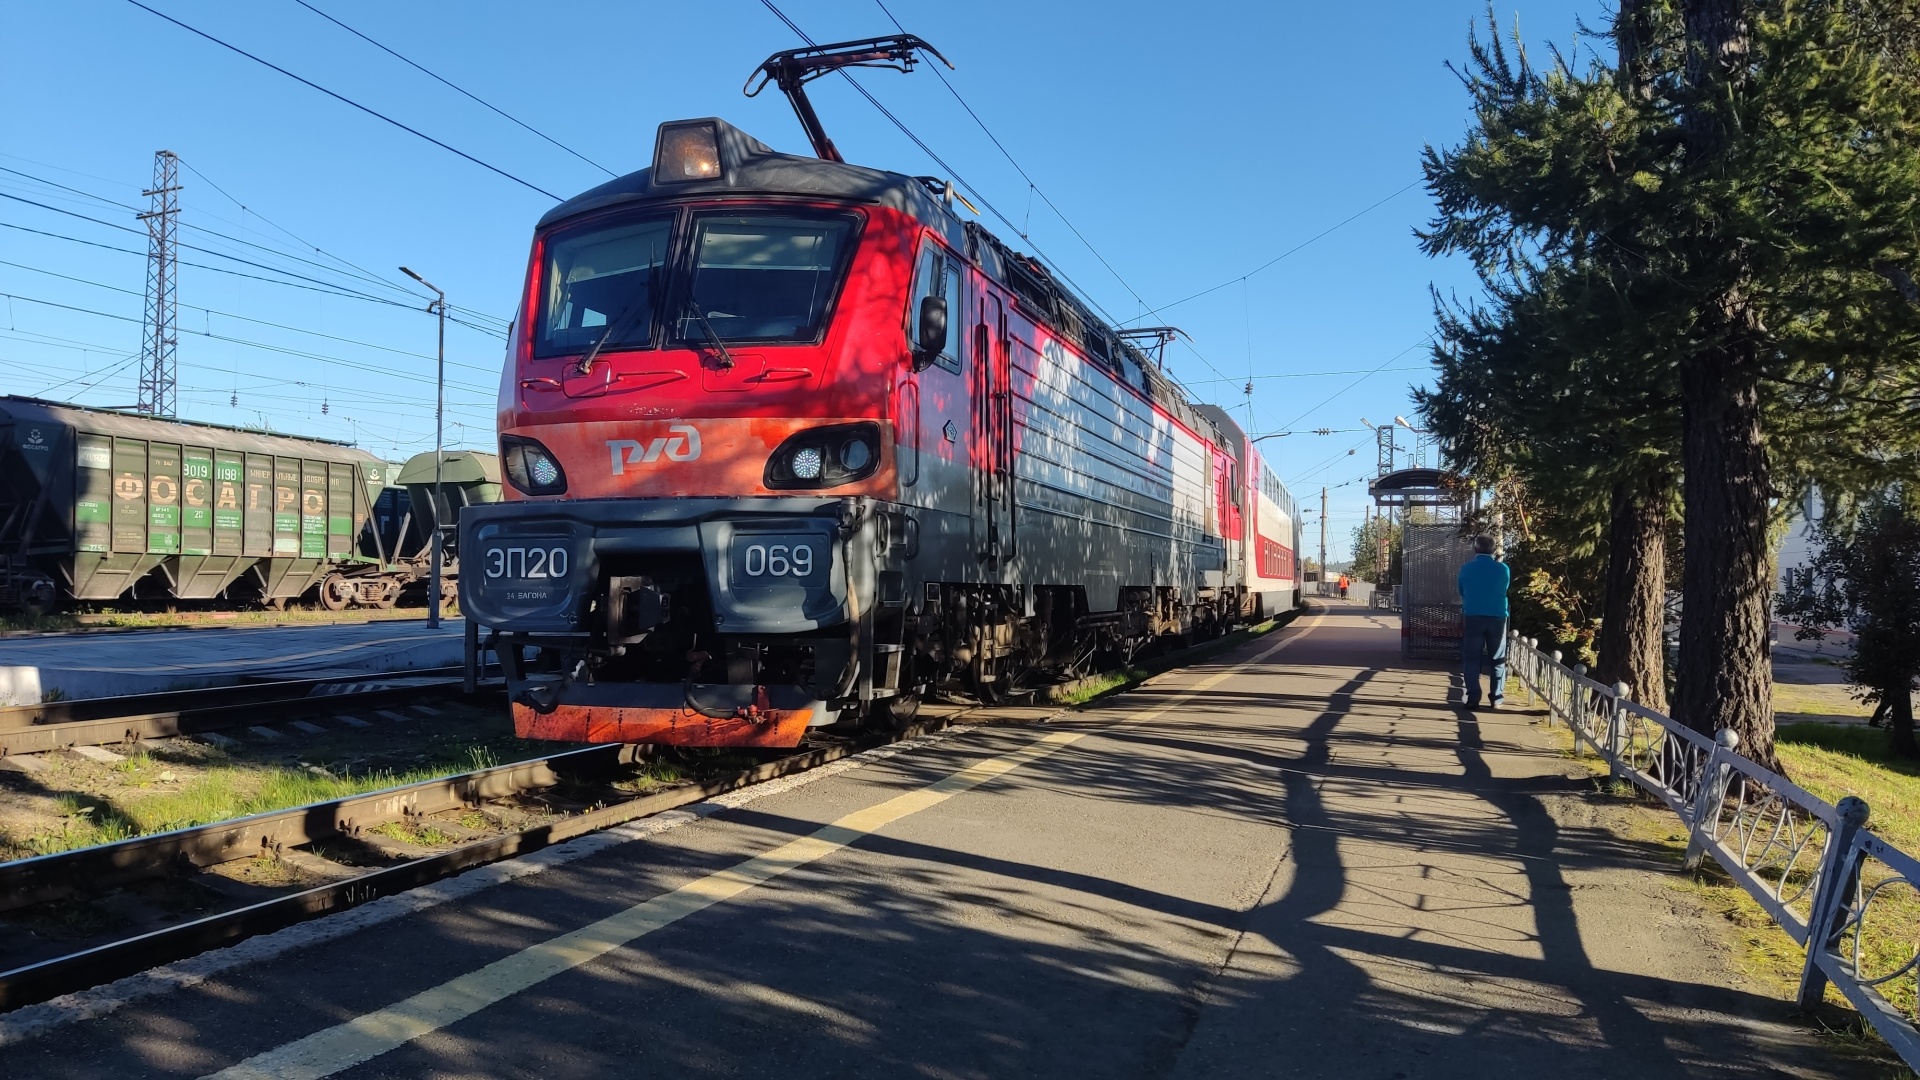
{"left": 0, "top": 667, "right": 496, "bottom": 757}
{"left": 0, "top": 717, "right": 959, "bottom": 1012}
{"left": 0, "top": 743, "right": 625, "bottom": 913}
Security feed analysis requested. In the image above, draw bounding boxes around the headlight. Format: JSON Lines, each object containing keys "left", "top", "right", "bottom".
{"left": 765, "top": 423, "right": 882, "bottom": 489}
{"left": 502, "top": 435, "right": 568, "bottom": 496}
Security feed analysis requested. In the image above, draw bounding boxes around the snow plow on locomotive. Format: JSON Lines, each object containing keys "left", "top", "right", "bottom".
{"left": 459, "top": 37, "right": 1301, "bottom": 748}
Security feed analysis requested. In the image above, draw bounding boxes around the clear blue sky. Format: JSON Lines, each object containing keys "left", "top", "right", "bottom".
{"left": 1, "top": 0, "right": 1597, "bottom": 560}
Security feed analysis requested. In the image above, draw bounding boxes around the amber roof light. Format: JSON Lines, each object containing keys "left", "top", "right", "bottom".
{"left": 654, "top": 122, "right": 722, "bottom": 183}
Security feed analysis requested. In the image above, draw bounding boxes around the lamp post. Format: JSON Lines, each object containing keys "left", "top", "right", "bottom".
{"left": 400, "top": 266, "right": 447, "bottom": 630}
{"left": 1393, "top": 415, "right": 1430, "bottom": 468}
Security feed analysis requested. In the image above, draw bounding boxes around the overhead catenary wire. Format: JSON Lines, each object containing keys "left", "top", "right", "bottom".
{"left": 0, "top": 162, "right": 508, "bottom": 332}
{"left": 290, "top": 0, "right": 617, "bottom": 179}
{"left": 0, "top": 193, "right": 438, "bottom": 308}
{"left": 1124, "top": 178, "right": 1425, "bottom": 327}
{"left": 1275, "top": 339, "right": 1433, "bottom": 431}
{"left": 0, "top": 340, "right": 499, "bottom": 433}
{"left": 1288, "top": 437, "right": 1374, "bottom": 486}
{"left": 755, "top": 0, "right": 1242, "bottom": 401}
{"left": 754, "top": 3, "right": 1118, "bottom": 327}
{"left": 122, "top": 0, "right": 563, "bottom": 201}
{"left": 870, "top": 0, "right": 1149, "bottom": 314}
{"left": 0, "top": 192, "right": 472, "bottom": 319}
{"left": 1182, "top": 365, "right": 1427, "bottom": 387}
{"left": 0, "top": 166, "right": 141, "bottom": 212}
{"left": 0, "top": 259, "right": 501, "bottom": 375}
{"left": 0, "top": 220, "right": 505, "bottom": 338}
{"left": 0, "top": 291, "right": 497, "bottom": 397}
{"left": 173, "top": 157, "right": 506, "bottom": 329}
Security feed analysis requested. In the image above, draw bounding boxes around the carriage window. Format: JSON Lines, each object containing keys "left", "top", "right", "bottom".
{"left": 535, "top": 215, "right": 672, "bottom": 357}
{"left": 678, "top": 212, "right": 855, "bottom": 343}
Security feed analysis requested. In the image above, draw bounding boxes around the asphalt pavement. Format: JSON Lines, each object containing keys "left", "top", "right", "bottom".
{"left": 0, "top": 603, "right": 1878, "bottom": 1078}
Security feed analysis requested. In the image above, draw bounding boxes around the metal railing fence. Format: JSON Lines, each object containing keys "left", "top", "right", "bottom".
{"left": 1507, "top": 633, "right": 1919, "bottom": 1067}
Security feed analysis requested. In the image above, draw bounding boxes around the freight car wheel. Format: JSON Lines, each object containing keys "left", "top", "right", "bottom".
{"left": 318, "top": 574, "right": 353, "bottom": 612}
{"left": 21, "top": 581, "right": 58, "bottom": 617}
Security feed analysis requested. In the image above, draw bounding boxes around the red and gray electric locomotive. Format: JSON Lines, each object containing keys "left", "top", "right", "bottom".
{"left": 460, "top": 37, "right": 1301, "bottom": 747}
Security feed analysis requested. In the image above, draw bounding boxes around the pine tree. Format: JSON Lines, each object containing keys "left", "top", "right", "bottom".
{"left": 1421, "top": 0, "right": 1920, "bottom": 769}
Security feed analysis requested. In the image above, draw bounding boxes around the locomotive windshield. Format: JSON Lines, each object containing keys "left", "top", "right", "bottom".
{"left": 675, "top": 213, "right": 853, "bottom": 343}
{"left": 537, "top": 215, "right": 672, "bottom": 357}
{"left": 534, "top": 208, "right": 856, "bottom": 358}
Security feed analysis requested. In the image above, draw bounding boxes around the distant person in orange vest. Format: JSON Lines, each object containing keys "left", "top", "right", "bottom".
{"left": 1458, "top": 534, "right": 1512, "bottom": 709}
{"left": 1337, "top": 573, "right": 1350, "bottom": 599}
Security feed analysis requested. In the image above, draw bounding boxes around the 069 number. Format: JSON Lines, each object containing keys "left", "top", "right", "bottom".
{"left": 742, "top": 543, "right": 813, "bottom": 578}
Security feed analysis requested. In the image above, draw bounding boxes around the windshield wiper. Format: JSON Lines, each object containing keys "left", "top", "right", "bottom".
{"left": 574, "top": 301, "right": 651, "bottom": 377}
{"left": 683, "top": 298, "right": 736, "bottom": 370}
{"left": 575, "top": 253, "right": 662, "bottom": 377}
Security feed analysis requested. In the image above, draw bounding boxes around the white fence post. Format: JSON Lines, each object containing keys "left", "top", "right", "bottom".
{"left": 1684, "top": 729, "right": 1741, "bottom": 870}
{"left": 1607, "top": 681, "right": 1631, "bottom": 780}
{"left": 1569, "top": 664, "right": 1588, "bottom": 756}
{"left": 1796, "top": 795, "right": 1873, "bottom": 1008}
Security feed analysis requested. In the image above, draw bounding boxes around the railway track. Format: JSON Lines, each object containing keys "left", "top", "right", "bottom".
{"left": 0, "top": 667, "right": 498, "bottom": 758}
{"left": 0, "top": 613, "right": 1295, "bottom": 1016}
{"left": 0, "top": 711, "right": 971, "bottom": 1012}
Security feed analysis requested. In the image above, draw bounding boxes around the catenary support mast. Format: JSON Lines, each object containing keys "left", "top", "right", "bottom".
{"left": 137, "top": 150, "right": 180, "bottom": 418}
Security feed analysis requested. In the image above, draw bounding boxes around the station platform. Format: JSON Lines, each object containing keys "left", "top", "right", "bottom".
{"left": 0, "top": 618, "right": 468, "bottom": 704}
{"left": 0, "top": 603, "right": 1879, "bottom": 1078}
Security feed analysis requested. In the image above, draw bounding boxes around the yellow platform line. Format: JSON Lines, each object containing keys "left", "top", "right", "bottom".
{"left": 203, "top": 615, "right": 1319, "bottom": 1080}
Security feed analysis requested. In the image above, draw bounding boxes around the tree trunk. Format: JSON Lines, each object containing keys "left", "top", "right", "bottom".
{"left": 1675, "top": 333, "right": 1779, "bottom": 771}
{"left": 1891, "top": 685, "right": 1919, "bottom": 759}
{"left": 1596, "top": 474, "right": 1669, "bottom": 713}
{"left": 1674, "top": 0, "right": 1778, "bottom": 771}
{"left": 1616, "top": 0, "right": 1655, "bottom": 99}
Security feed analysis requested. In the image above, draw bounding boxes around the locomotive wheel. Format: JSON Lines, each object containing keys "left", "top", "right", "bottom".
{"left": 439, "top": 582, "right": 459, "bottom": 609}
{"left": 869, "top": 692, "right": 923, "bottom": 733}
{"left": 318, "top": 574, "right": 353, "bottom": 612}
{"left": 372, "top": 584, "right": 398, "bottom": 610}
{"left": 968, "top": 662, "right": 1003, "bottom": 706}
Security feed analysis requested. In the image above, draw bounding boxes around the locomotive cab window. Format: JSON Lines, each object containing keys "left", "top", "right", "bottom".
{"left": 535, "top": 215, "right": 673, "bottom": 358}
{"left": 909, "top": 242, "right": 963, "bottom": 373}
{"left": 676, "top": 212, "right": 855, "bottom": 344}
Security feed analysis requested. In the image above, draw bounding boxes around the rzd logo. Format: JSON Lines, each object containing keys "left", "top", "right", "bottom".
{"left": 607, "top": 425, "right": 700, "bottom": 475}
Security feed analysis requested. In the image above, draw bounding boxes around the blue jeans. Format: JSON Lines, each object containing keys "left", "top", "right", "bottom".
{"left": 1462, "top": 615, "right": 1509, "bottom": 704}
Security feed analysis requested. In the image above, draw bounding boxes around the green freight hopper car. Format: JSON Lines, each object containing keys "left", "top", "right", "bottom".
{"left": 318, "top": 450, "right": 501, "bottom": 610}
{"left": 0, "top": 396, "right": 394, "bottom": 611}
{"left": 392, "top": 451, "right": 500, "bottom": 571}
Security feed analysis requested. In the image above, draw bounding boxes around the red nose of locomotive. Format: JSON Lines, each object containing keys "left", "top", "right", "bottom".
{"left": 462, "top": 118, "right": 954, "bottom": 747}
{"left": 496, "top": 119, "right": 909, "bottom": 507}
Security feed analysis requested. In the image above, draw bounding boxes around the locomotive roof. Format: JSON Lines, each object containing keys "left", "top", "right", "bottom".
{"left": 0, "top": 395, "right": 381, "bottom": 463}
{"left": 536, "top": 118, "right": 965, "bottom": 251}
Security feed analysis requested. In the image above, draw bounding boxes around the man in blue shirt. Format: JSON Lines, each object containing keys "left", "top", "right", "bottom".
{"left": 1457, "top": 534, "right": 1512, "bottom": 709}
